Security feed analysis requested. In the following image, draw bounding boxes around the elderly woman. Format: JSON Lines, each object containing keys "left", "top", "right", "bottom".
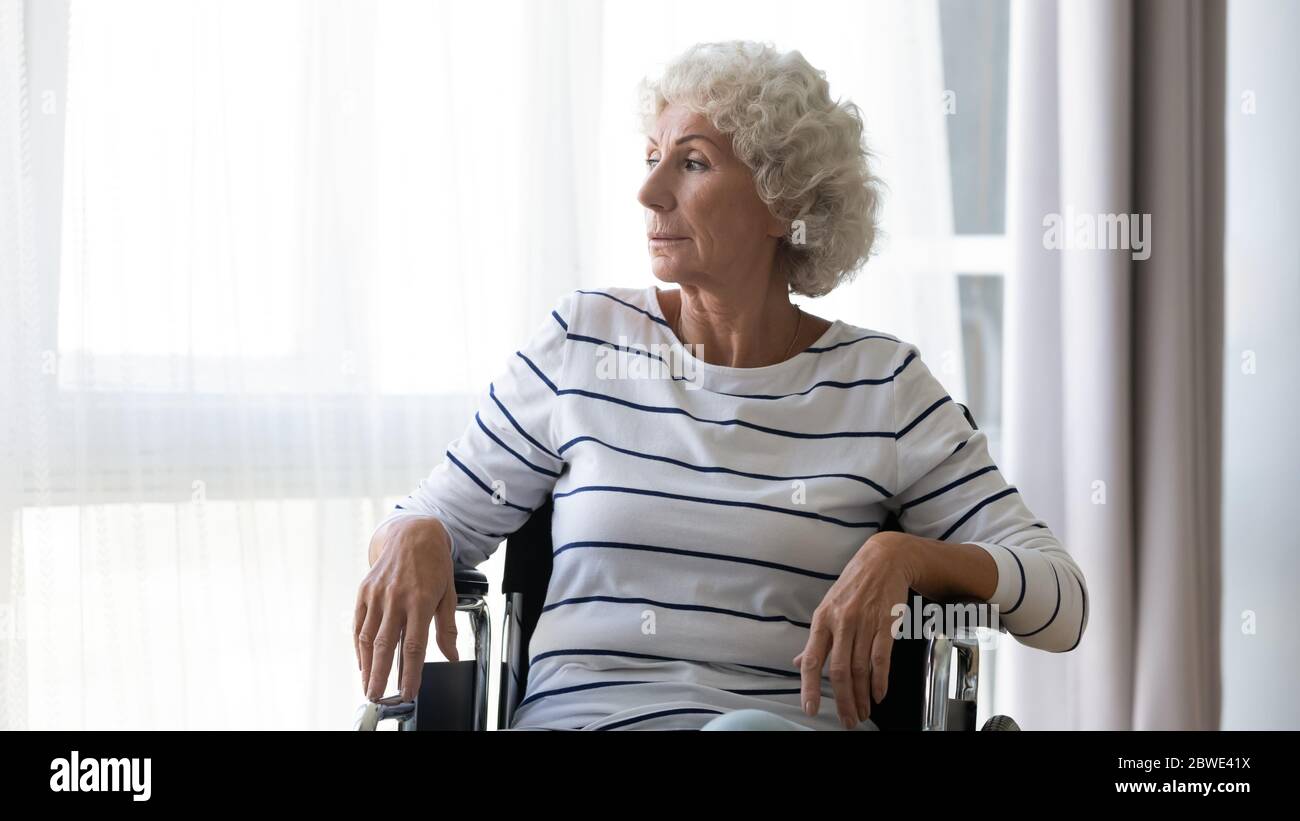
{"left": 355, "top": 40, "right": 1088, "bottom": 731}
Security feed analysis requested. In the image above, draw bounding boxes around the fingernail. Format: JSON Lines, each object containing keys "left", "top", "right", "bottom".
{"left": 842, "top": 715, "right": 856, "bottom": 729}
{"left": 803, "top": 700, "right": 814, "bottom": 716}
{"left": 859, "top": 707, "right": 868, "bottom": 722}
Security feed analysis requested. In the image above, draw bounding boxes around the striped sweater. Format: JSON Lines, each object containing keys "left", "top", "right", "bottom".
{"left": 373, "top": 285, "right": 1089, "bottom": 730}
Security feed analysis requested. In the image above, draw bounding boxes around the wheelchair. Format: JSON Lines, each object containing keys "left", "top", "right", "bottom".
{"left": 355, "top": 404, "right": 1021, "bottom": 732}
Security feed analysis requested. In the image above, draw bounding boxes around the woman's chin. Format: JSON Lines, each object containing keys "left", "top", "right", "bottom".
{"left": 649, "top": 264, "right": 683, "bottom": 285}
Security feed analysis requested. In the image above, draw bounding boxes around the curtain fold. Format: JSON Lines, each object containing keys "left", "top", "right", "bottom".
{"left": 997, "top": 0, "right": 1224, "bottom": 730}
{"left": 1131, "top": 0, "right": 1225, "bottom": 731}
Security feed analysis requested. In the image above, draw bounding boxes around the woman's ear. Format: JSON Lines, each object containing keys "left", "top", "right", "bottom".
{"left": 764, "top": 211, "right": 785, "bottom": 237}
{"left": 767, "top": 213, "right": 792, "bottom": 241}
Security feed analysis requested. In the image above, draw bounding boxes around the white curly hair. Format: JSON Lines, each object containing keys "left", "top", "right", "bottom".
{"left": 637, "top": 40, "right": 884, "bottom": 298}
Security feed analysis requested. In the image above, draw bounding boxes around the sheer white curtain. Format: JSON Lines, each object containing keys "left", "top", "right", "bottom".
{"left": 2, "top": 0, "right": 965, "bottom": 729}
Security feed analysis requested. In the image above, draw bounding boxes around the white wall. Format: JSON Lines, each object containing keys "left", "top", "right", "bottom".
{"left": 1221, "top": 0, "right": 1300, "bottom": 730}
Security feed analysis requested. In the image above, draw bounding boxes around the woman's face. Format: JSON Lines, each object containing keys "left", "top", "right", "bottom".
{"left": 638, "top": 104, "right": 786, "bottom": 287}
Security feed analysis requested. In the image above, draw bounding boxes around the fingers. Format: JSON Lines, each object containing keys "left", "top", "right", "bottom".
{"left": 433, "top": 580, "right": 460, "bottom": 664}
{"left": 870, "top": 627, "right": 893, "bottom": 705}
{"left": 398, "top": 609, "right": 431, "bottom": 702}
{"left": 852, "top": 626, "right": 873, "bottom": 722}
{"left": 357, "top": 598, "right": 383, "bottom": 699}
{"left": 797, "top": 611, "right": 888, "bottom": 728}
{"left": 365, "top": 606, "right": 403, "bottom": 702}
{"left": 353, "top": 591, "right": 367, "bottom": 672}
{"left": 796, "top": 623, "right": 831, "bottom": 718}
{"left": 828, "top": 622, "right": 862, "bottom": 728}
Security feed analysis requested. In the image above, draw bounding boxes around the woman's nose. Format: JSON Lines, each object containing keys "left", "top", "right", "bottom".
{"left": 637, "top": 167, "right": 675, "bottom": 212}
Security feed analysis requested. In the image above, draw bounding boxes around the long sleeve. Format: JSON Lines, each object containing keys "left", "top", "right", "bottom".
{"left": 370, "top": 290, "right": 574, "bottom": 569}
{"left": 882, "top": 341, "right": 1089, "bottom": 653}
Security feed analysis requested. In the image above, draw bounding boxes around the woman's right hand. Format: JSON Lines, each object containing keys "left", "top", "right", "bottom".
{"left": 355, "top": 515, "right": 460, "bottom": 703}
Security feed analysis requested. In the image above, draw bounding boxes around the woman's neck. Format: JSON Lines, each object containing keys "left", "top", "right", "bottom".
{"left": 661, "top": 281, "right": 822, "bottom": 368}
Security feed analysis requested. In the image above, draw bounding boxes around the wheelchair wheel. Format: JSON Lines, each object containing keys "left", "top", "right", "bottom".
{"left": 981, "top": 715, "right": 1021, "bottom": 731}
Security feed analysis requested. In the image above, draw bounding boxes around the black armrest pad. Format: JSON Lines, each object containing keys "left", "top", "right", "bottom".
{"left": 453, "top": 568, "right": 489, "bottom": 597}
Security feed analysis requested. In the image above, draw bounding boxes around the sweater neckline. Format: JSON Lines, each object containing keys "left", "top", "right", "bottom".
{"left": 646, "top": 286, "right": 843, "bottom": 377}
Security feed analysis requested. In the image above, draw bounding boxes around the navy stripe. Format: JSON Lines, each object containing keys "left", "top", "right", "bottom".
{"left": 1064, "top": 564, "right": 1086, "bottom": 593}
{"left": 595, "top": 707, "right": 723, "bottom": 730}
{"left": 568, "top": 330, "right": 918, "bottom": 401}
{"left": 519, "top": 679, "right": 656, "bottom": 709}
{"left": 706, "top": 373, "right": 905, "bottom": 400}
{"left": 542, "top": 595, "right": 812, "bottom": 630}
{"left": 556, "top": 434, "right": 892, "bottom": 497}
{"left": 1065, "top": 570, "right": 1087, "bottom": 651}
{"left": 567, "top": 332, "right": 675, "bottom": 365}
{"left": 952, "top": 439, "right": 968, "bottom": 457}
{"left": 989, "top": 542, "right": 1027, "bottom": 615}
{"left": 804, "top": 333, "right": 902, "bottom": 353}
{"left": 551, "top": 310, "right": 568, "bottom": 331}
{"left": 520, "top": 679, "right": 804, "bottom": 710}
{"left": 576, "top": 289, "right": 672, "bottom": 326}
{"left": 553, "top": 484, "right": 879, "bottom": 529}
{"left": 474, "top": 412, "right": 561, "bottom": 478}
{"left": 937, "top": 486, "right": 1019, "bottom": 542}
{"left": 445, "top": 450, "right": 533, "bottom": 513}
{"left": 520, "top": 350, "right": 896, "bottom": 442}
{"left": 894, "top": 350, "right": 919, "bottom": 376}
{"left": 898, "top": 396, "right": 953, "bottom": 438}
{"left": 569, "top": 333, "right": 708, "bottom": 388}
{"left": 515, "top": 352, "right": 559, "bottom": 393}
{"left": 394, "top": 504, "right": 404, "bottom": 510}
{"left": 898, "top": 465, "right": 998, "bottom": 512}
{"left": 530, "top": 647, "right": 801, "bottom": 678}
{"left": 553, "top": 540, "right": 840, "bottom": 581}
{"left": 1008, "top": 562, "right": 1061, "bottom": 639}
{"left": 556, "top": 384, "right": 898, "bottom": 439}
{"left": 489, "top": 382, "right": 560, "bottom": 460}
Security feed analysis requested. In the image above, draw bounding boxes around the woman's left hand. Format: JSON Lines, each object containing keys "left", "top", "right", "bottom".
{"left": 793, "top": 531, "right": 915, "bottom": 728}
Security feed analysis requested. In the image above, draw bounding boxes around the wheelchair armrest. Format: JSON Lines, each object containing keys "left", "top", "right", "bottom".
{"left": 352, "top": 659, "right": 483, "bottom": 731}
{"left": 353, "top": 694, "right": 416, "bottom": 731}
{"left": 454, "top": 567, "right": 489, "bottom": 597}
{"left": 898, "top": 589, "right": 991, "bottom": 731}
{"left": 354, "top": 569, "right": 493, "bottom": 731}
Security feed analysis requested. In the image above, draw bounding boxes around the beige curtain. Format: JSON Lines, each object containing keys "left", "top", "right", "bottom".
{"left": 994, "top": 0, "right": 1224, "bottom": 730}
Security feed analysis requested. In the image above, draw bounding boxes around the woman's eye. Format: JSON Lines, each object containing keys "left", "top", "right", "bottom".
{"left": 643, "top": 157, "right": 706, "bottom": 171}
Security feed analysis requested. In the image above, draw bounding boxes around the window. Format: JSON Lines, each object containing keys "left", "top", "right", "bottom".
{"left": 940, "top": 0, "right": 1010, "bottom": 459}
